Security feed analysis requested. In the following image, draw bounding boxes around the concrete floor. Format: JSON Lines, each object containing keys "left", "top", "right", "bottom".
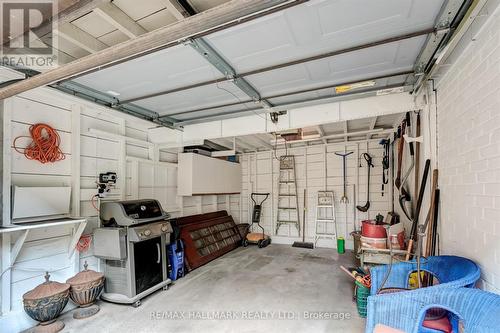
{"left": 61, "top": 245, "right": 365, "bottom": 333}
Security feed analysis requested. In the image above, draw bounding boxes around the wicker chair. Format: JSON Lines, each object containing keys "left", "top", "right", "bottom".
{"left": 366, "top": 256, "right": 481, "bottom": 333}
{"left": 366, "top": 287, "right": 500, "bottom": 332}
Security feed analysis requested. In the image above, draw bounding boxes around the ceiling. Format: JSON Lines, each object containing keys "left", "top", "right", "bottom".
{"left": 196, "top": 113, "right": 404, "bottom": 154}
{"left": 2, "top": 0, "right": 470, "bottom": 128}
{"left": 0, "top": 0, "right": 78, "bottom": 45}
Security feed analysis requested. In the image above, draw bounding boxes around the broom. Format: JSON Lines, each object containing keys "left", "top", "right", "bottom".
{"left": 293, "top": 189, "right": 314, "bottom": 249}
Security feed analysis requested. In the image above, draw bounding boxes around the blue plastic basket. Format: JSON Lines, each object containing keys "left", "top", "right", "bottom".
{"left": 167, "top": 240, "right": 185, "bottom": 281}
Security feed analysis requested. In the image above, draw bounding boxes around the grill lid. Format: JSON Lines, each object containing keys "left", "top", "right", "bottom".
{"left": 100, "top": 199, "right": 170, "bottom": 226}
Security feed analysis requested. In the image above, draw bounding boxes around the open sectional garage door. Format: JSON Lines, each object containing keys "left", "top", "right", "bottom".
{"left": 0, "top": 0, "right": 471, "bottom": 128}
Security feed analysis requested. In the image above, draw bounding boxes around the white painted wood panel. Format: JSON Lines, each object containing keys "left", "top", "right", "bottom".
{"left": 10, "top": 97, "right": 72, "bottom": 131}
{"left": 0, "top": 69, "right": 186, "bottom": 331}
{"left": 11, "top": 149, "right": 72, "bottom": 175}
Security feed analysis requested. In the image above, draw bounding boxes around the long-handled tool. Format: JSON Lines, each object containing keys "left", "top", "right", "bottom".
{"left": 335, "top": 151, "right": 353, "bottom": 203}
{"left": 398, "top": 167, "right": 413, "bottom": 221}
{"left": 293, "top": 189, "right": 314, "bottom": 249}
{"left": 424, "top": 170, "right": 439, "bottom": 257}
{"left": 405, "top": 159, "right": 431, "bottom": 260}
{"left": 380, "top": 139, "right": 390, "bottom": 197}
{"left": 398, "top": 113, "right": 415, "bottom": 221}
{"left": 413, "top": 113, "right": 421, "bottom": 212}
{"left": 394, "top": 121, "right": 406, "bottom": 189}
{"left": 429, "top": 189, "right": 440, "bottom": 256}
{"left": 422, "top": 170, "right": 439, "bottom": 286}
{"left": 356, "top": 153, "right": 373, "bottom": 212}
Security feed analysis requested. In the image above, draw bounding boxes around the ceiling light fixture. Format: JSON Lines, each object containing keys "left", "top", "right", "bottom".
{"left": 335, "top": 80, "right": 376, "bottom": 94}
{"left": 106, "top": 90, "right": 121, "bottom": 96}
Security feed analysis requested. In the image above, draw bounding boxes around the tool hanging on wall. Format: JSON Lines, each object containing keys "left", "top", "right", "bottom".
{"left": 398, "top": 113, "right": 414, "bottom": 221}
{"left": 380, "top": 139, "right": 390, "bottom": 196}
{"left": 356, "top": 153, "right": 374, "bottom": 212}
{"left": 405, "top": 159, "right": 431, "bottom": 261}
{"left": 394, "top": 120, "right": 407, "bottom": 189}
{"left": 429, "top": 189, "right": 440, "bottom": 256}
{"left": 391, "top": 131, "right": 398, "bottom": 212}
{"left": 424, "top": 170, "right": 439, "bottom": 257}
{"left": 413, "top": 113, "right": 421, "bottom": 209}
{"left": 335, "top": 151, "right": 354, "bottom": 203}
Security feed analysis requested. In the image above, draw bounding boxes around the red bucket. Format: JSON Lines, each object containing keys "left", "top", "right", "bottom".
{"left": 361, "top": 220, "right": 387, "bottom": 238}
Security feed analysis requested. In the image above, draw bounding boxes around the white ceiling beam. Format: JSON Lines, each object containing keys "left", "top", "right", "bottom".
{"left": 236, "top": 138, "right": 257, "bottom": 152}
{"left": 54, "top": 49, "right": 75, "bottom": 65}
{"left": 2, "top": 0, "right": 107, "bottom": 45}
{"left": 6, "top": 40, "right": 75, "bottom": 67}
{"left": 367, "top": 116, "right": 377, "bottom": 139}
{"left": 343, "top": 121, "right": 348, "bottom": 142}
{"left": 93, "top": 2, "right": 147, "bottom": 38}
{"left": 250, "top": 135, "right": 273, "bottom": 149}
{"left": 212, "top": 150, "right": 236, "bottom": 157}
{"left": 0, "top": 0, "right": 302, "bottom": 99}
{"left": 273, "top": 128, "right": 393, "bottom": 145}
{"left": 316, "top": 125, "right": 325, "bottom": 136}
{"left": 55, "top": 23, "right": 108, "bottom": 53}
{"left": 181, "top": 92, "right": 418, "bottom": 143}
{"left": 162, "top": 0, "right": 191, "bottom": 20}
{"left": 316, "top": 125, "right": 327, "bottom": 144}
{"left": 214, "top": 138, "right": 243, "bottom": 154}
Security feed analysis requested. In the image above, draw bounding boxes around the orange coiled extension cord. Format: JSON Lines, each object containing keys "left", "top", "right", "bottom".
{"left": 13, "top": 123, "right": 65, "bottom": 163}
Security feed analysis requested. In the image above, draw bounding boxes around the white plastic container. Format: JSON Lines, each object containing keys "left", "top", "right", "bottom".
{"left": 360, "top": 236, "right": 387, "bottom": 249}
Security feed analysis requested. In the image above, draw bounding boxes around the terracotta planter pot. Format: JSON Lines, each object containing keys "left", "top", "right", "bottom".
{"left": 66, "top": 262, "right": 105, "bottom": 319}
{"left": 23, "top": 272, "right": 70, "bottom": 332}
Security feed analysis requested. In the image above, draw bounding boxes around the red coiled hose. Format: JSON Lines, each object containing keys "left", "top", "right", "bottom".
{"left": 13, "top": 123, "right": 65, "bottom": 163}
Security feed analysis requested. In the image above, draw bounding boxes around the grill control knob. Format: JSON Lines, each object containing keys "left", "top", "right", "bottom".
{"left": 161, "top": 225, "right": 169, "bottom": 232}
{"left": 143, "top": 229, "right": 151, "bottom": 237}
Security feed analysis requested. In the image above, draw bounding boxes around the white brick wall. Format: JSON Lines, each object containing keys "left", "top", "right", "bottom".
{"left": 436, "top": 1, "right": 500, "bottom": 293}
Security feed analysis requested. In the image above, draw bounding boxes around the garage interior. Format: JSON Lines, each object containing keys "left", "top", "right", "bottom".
{"left": 0, "top": 0, "right": 499, "bottom": 332}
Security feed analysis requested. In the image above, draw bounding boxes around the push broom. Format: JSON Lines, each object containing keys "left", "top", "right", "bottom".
{"left": 293, "top": 189, "right": 314, "bottom": 249}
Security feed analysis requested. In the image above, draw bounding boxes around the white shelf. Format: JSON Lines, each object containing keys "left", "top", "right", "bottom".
{"left": 0, "top": 217, "right": 87, "bottom": 234}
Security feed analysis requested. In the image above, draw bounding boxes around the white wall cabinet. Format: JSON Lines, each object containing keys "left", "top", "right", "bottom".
{"left": 178, "top": 153, "right": 241, "bottom": 196}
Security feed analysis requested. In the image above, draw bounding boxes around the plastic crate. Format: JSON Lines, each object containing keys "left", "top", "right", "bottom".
{"left": 355, "top": 280, "right": 370, "bottom": 317}
{"left": 167, "top": 240, "right": 185, "bottom": 281}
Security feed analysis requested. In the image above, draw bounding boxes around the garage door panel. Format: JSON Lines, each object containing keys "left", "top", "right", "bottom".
{"left": 66, "top": 0, "right": 446, "bottom": 121}
{"left": 206, "top": 0, "right": 445, "bottom": 73}
{"left": 73, "top": 45, "right": 217, "bottom": 100}
{"left": 134, "top": 81, "right": 249, "bottom": 115}
{"left": 245, "top": 39, "right": 423, "bottom": 97}
{"left": 266, "top": 75, "right": 408, "bottom": 106}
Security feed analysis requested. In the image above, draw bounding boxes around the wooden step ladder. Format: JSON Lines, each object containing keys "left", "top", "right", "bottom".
{"left": 314, "top": 191, "right": 337, "bottom": 246}
{"left": 276, "top": 155, "right": 300, "bottom": 234}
